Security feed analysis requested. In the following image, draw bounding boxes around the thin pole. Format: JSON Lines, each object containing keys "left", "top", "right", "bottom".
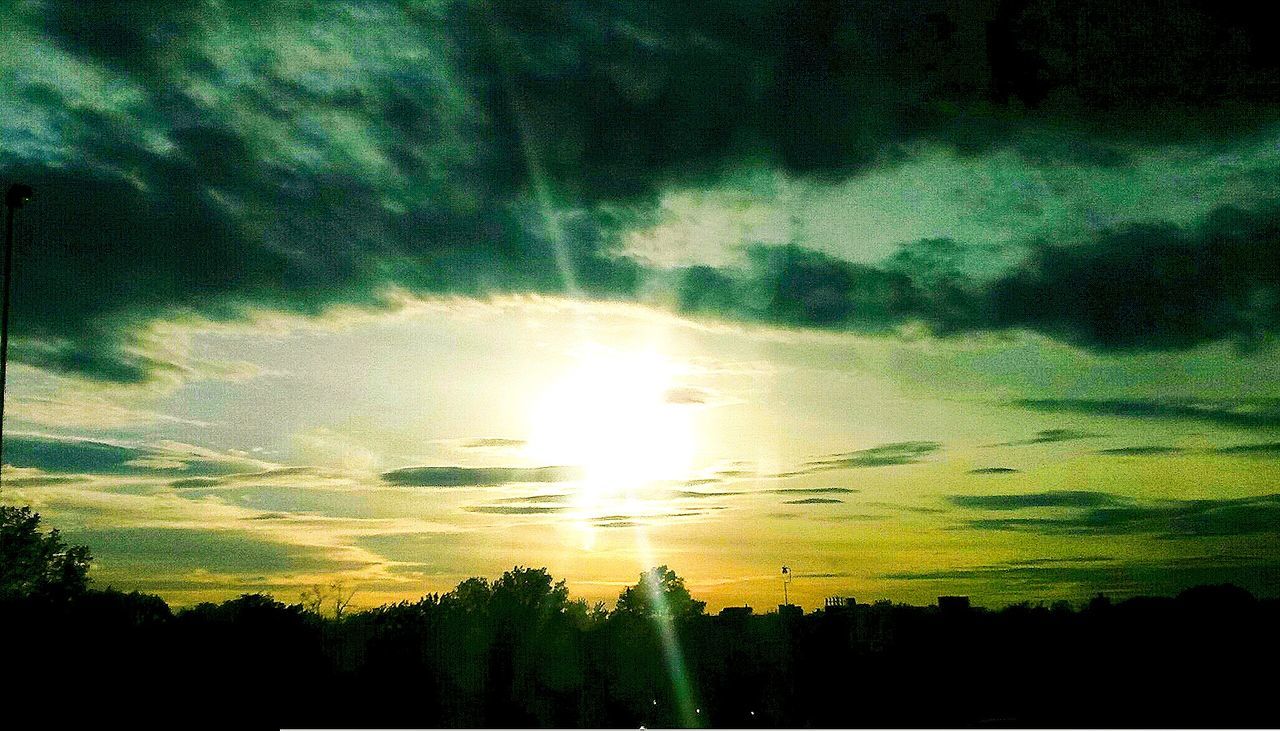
{"left": 1, "top": 183, "right": 33, "bottom": 485}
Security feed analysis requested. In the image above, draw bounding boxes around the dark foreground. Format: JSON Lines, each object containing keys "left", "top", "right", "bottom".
{"left": 4, "top": 574, "right": 1277, "bottom": 729}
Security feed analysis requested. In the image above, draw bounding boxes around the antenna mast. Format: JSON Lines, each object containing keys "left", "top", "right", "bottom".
{"left": 1, "top": 183, "right": 34, "bottom": 481}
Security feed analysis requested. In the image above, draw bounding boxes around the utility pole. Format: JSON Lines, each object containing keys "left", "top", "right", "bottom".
{"left": 781, "top": 565, "right": 792, "bottom": 606}
{"left": 1, "top": 183, "right": 34, "bottom": 479}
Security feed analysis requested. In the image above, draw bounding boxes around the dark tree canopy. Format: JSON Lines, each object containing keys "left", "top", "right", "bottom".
{"left": 615, "top": 565, "right": 707, "bottom": 619}
{"left": 0, "top": 505, "right": 91, "bottom": 600}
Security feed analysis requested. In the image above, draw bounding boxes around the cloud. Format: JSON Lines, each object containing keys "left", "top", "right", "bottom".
{"left": 953, "top": 491, "right": 1280, "bottom": 539}
{"left": 949, "top": 491, "right": 1121, "bottom": 511}
{"left": 5, "top": 393, "right": 212, "bottom": 430}
{"left": 0, "top": 473, "right": 91, "bottom": 487}
{"left": 66, "top": 527, "right": 363, "bottom": 576}
{"left": 981, "top": 206, "right": 1280, "bottom": 352}
{"left": 461, "top": 438, "right": 527, "bottom": 449}
{"left": 674, "top": 200, "right": 1280, "bottom": 353}
{"left": 5, "top": 2, "right": 1280, "bottom": 380}
{"left": 671, "top": 490, "right": 743, "bottom": 499}
{"left": 968, "top": 467, "right": 1020, "bottom": 474}
{"left": 783, "top": 498, "right": 843, "bottom": 505}
{"left": 381, "top": 465, "right": 582, "bottom": 487}
{"left": 784, "top": 441, "right": 941, "bottom": 476}
{"left": 466, "top": 505, "right": 568, "bottom": 515}
{"left": 882, "top": 555, "right": 1280, "bottom": 599}
{"left": 767, "top": 487, "right": 860, "bottom": 494}
{"left": 588, "top": 509, "right": 718, "bottom": 528}
{"left": 991, "top": 429, "right": 1103, "bottom": 447}
{"left": 1212, "top": 442, "right": 1280, "bottom": 457}
{"left": 168, "top": 466, "right": 346, "bottom": 489}
{"left": 663, "top": 386, "right": 713, "bottom": 405}
{"left": 2, "top": 433, "right": 270, "bottom": 476}
{"left": 493, "top": 493, "right": 572, "bottom": 504}
{"left": 1095, "top": 446, "right": 1186, "bottom": 456}
{"left": 1013, "top": 398, "right": 1280, "bottom": 430}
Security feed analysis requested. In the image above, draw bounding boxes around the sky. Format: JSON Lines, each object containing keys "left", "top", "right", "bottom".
{"left": 2, "top": 0, "right": 1280, "bottom": 610}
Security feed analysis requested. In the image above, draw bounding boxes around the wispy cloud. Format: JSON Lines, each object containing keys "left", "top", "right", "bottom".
{"left": 766, "top": 486, "right": 859, "bottom": 494}
{"left": 466, "top": 505, "right": 569, "bottom": 515}
{"left": 883, "top": 555, "right": 1280, "bottom": 599}
{"left": 1013, "top": 398, "right": 1280, "bottom": 430}
{"left": 780, "top": 442, "right": 941, "bottom": 476}
{"left": 783, "top": 498, "right": 843, "bottom": 505}
{"left": 2, "top": 433, "right": 273, "bottom": 477}
{"left": 1211, "top": 442, "right": 1280, "bottom": 457}
{"left": 951, "top": 491, "right": 1280, "bottom": 539}
{"left": 461, "top": 438, "right": 527, "bottom": 449}
{"left": 949, "top": 491, "right": 1121, "bottom": 510}
{"left": 382, "top": 465, "right": 582, "bottom": 487}
{"left": 1095, "top": 446, "right": 1186, "bottom": 456}
{"left": 990, "top": 429, "right": 1103, "bottom": 447}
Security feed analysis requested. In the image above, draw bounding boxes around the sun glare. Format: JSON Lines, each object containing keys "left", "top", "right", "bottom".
{"left": 525, "top": 346, "right": 698, "bottom": 495}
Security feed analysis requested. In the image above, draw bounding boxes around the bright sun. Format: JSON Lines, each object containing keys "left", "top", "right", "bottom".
{"left": 525, "top": 346, "right": 698, "bottom": 494}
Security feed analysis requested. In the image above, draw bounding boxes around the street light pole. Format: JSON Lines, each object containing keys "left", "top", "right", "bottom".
{"left": 1, "top": 183, "right": 34, "bottom": 480}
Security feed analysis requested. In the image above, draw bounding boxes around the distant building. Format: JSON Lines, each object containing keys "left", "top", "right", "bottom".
{"left": 718, "top": 605, "right": 753, "bottom": 619}
{"left": 778, "top": 604, "right": 803, "bottom": 620}
{"left": 824, "top": 596, "right": 857, "bottom": 611}
{"left": 938, "top": 595, "right": 971, "bottom": 613}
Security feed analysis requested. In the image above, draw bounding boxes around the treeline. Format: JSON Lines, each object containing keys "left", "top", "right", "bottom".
{"left": 3, "top": 505, "right": 1278, "bottom": 728}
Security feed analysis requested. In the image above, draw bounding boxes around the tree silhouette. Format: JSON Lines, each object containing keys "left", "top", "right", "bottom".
{"left": 614, "top": 565, "right": 706, "bottom": 619}
{"left": 0, "top": 504, "right": 91, "bottom": 600}
{"left": 300, "top": 580, "right": 356, "bottom": 619}
{"left": 3, "top": 516, "right": 1278, "bottom": 728}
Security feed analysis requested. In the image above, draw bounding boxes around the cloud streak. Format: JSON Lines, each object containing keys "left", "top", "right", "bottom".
{"left": 1013, "top": 399, "right": 1280, "bottom": 430}
{"left": 2, "top": 433, "right": 271, "bottom": 477}
{"left": 782, "top": 441, "right": 941, "bottom": 476}
{"left": 952, "top": 491, "right": 1280, "bottom": 539}
{"left": 381, "top": 465, "right": 582, "bottom": 488}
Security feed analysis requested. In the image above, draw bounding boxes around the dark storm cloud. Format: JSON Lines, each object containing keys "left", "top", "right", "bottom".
{"left": 968, "top": 467, "right": 1020, "bottom": 474}
{"left": 949, "top": 491, "right": 1121, "bottom": 510}
{"left": 7, "top": 1, "right": 1280, "bottom": 380}
{"left": 675, "top": 200, "right": 1280, "bottom": 353}
{"left": 991, "top": 429, "right": 1102, "bottom": 447}
{"left": 2, "top": 433, "right": 261, "bottom": 476}
{"left": 955, "top": 491, "right": 1280, "bottom": 539}
{"left": 982, "top": 206, "right": 1280, "bottom": 352}
{"left": 381, "top": 465, "right": 582, "bottom": 487}
{"left": 673, "top": 246, "right": 926, "bottom": 334}
{"left": 1013, "top": 398, "right": 1280, "bottom": 430}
